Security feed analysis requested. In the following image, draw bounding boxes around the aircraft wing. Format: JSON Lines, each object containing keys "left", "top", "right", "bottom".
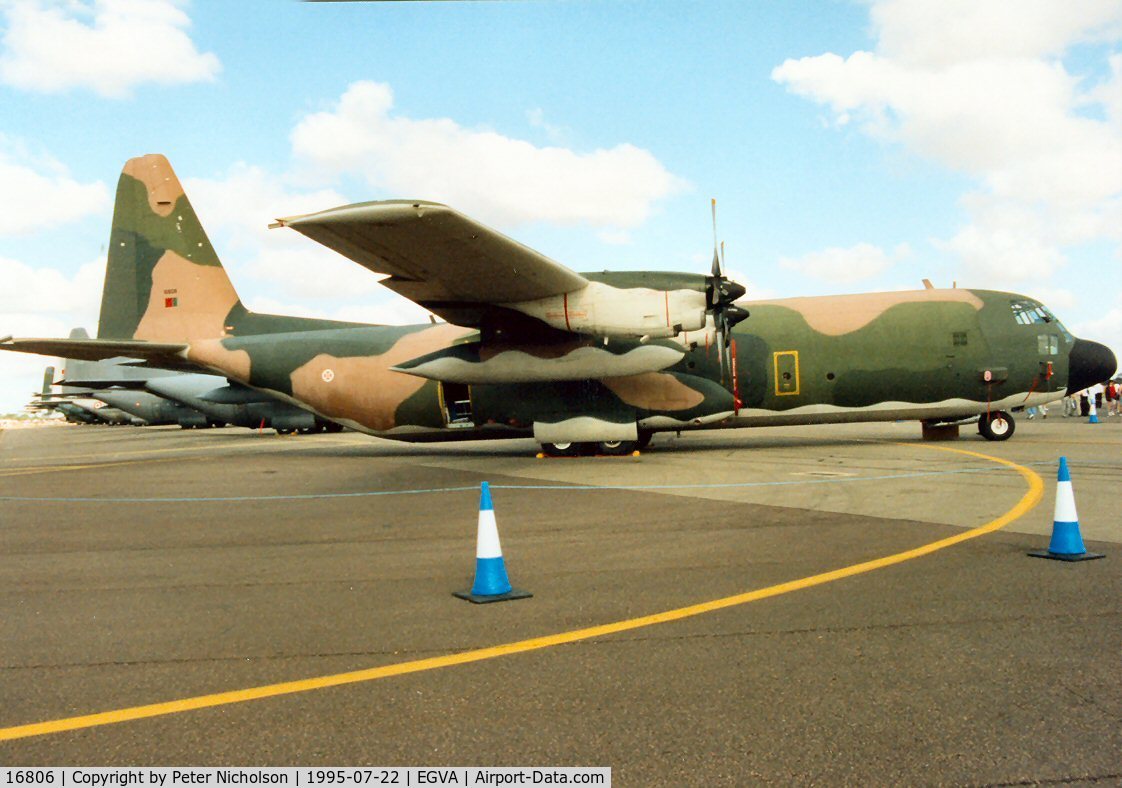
{"left": 0, "top": 337, "right": 195, "bottom": 369}
{"left": 275, "top": 201, "right": 589, "bottom": 328}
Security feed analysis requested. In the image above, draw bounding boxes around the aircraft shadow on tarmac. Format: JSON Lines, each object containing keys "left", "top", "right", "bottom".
{"left": 166, "top": 428, "right": 908, "bottom": 459}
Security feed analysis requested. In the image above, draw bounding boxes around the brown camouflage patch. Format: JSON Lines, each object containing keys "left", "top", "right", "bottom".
{"left": 134, "top": 251, "right": 239, "bottom": 341}
{"left": 290, "top": 324, "right": 475, "bottom": 430}
{"left": 122, "top": 154, "right": 185, "bottom": 218}
{"left": 602, "top": 372, "right": 705, "bottom": 411}
{"left": 186, "top": 340, "right": 251, "bottom": 380}
{"left": 748, "top": 289, "right": 985, "bottom": 336}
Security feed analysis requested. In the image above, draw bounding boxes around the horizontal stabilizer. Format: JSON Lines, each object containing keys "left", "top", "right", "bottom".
{"left": 55, "top": 377, "right": 149, "bottom": 389}
{"left": 0, "top": 337, "right": 189, "bottom": 366}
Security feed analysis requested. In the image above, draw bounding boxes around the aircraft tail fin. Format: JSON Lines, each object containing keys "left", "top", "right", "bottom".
{"left": 98, "top": 155, "right": 243, "bottom": 342}
{"left": 59, "top": 327, "right": 98, "bottom": 384}
{"left": 41, "top": 366, "right": 55, "bottom": 397}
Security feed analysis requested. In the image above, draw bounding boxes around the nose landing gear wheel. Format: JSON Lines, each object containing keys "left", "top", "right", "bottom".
{"left": 978, "top": 410, "right": 1015, "bottom": 441}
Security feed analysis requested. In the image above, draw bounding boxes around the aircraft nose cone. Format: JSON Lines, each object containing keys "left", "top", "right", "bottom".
{"left": 1067, "top": 338, "right": 1117, "bottom": 394}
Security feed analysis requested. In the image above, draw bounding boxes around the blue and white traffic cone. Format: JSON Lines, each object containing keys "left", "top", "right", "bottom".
{"left": 1029, "top": 457, "right": 1103, "bottom": 561}
{"left": 1088, "top": 394, "right": 1099, "bottom": 424}
{"left": 454, "top": 482, "right": 533, "bottom": 603}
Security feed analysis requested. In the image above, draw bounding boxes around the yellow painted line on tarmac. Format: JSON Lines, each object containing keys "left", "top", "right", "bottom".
{"left": 0, "top": 443, "right": 1043, "bottom": 742}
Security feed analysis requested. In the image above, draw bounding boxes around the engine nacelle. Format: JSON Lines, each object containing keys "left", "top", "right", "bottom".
{"left": 507, "top": 281, "right": 708, "bottom": 340}
{"left": 270, "top": 411, "right": 318, "bottom": 432}
{"left": 176, "top": 411, "right": 209, "bottom": 429}
{"left": 669, "top": 314, "right": 719, "bottom": 350}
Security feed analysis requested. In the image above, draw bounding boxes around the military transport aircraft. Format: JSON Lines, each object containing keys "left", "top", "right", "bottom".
{"left": 1, "top": 155, "right": 1116, "bottom": 454}
{"left": 29, "top": 366, "right": 141, "bottom": 426}
{"left": 141, "top": 373, "right": 345, "bottom": 434}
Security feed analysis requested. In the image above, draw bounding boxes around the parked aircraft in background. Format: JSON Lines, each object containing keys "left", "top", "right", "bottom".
{"left": 47, "top": 330, "right": 342, "bottom": 433}
{"left": 143, "top": 373, "right": 343, "bottom": 434}
{"left": 47, "top": 329, "right": 205, "bottom": 427}
{"left": 29, "top": 366, "right": 141, "bottom": 426}
{"left": 2, "top": 155, "right": 1116, "bottom": 454}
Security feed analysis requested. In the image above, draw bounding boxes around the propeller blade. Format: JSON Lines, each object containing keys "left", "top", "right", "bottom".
{"left": 703, "top": 197, "right": 748, "bottom": 386}
{"left": 710, "top": 198, "right": 722, "bottom": 281}
{"left": 716, "top": 325, "right": 726, "bottom": 380}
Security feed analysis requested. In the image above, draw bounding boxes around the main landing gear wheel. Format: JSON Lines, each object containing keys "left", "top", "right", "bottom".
{"left": 597, "top": 440, "right": 639, "bottom": 456}
{"left": 540, "top": 441, "right": 583, "bottom": 457}
{"left": 978, "top": 410, "right": 1015, "bottom": 441}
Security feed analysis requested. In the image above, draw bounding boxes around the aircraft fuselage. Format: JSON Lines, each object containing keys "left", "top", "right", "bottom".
{"left": 181, "top": 287, "right": 1110, "bottom": 443}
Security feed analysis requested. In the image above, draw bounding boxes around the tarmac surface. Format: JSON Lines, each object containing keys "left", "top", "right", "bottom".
{"left": 1, "top": 417, "right": 1120, "bottom": 784}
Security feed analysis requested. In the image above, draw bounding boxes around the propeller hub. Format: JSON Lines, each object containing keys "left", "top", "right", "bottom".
{"left": 707, "top": 277, "right": 746, "bottom": 306}
{"left": 723, "top": 281, "right": 746, "bottom": 303}
{"left": 724, "top": 305, "right": 750, "bottom": 328}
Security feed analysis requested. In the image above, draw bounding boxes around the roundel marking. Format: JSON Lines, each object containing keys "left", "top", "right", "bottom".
{"left": 321, "top": 369, "right": 335, "bottom": 383}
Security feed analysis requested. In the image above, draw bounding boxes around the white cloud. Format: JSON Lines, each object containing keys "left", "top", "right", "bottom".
{"left": 0, "top": 137, "right": 108, "bottom": 235}
{"left": 771, "top": 1, "right": 1122, "bottom": 284}
{"left": 182, "top": 164, "right": 389, "bottom": 305}
{"left": 779, "top": 242, "right": 905, "bottom": 283}
{"left": 935, "top": 202, "right": 1068, "bottom": 283}
{"left": 0, "top": 255, "right": 104, "bottom": 413}
{"left": 1069, "top": 295, "right": 1122, "bottom": 367}
{"left": 247, "top": 295, "right": 431, "bottom": 327}
{"left": 0, "top": 0, "right": 220, "bottom": 98}
{"left": 871, "top": 0, "right": 1121, "bottom": 67}
{"left": 290, "top": 81, "right": 687, "bottom": 230}
{"left": 1027, "top": 287, "right": 1079, "bottom": 311}
{"left": 526, "top": 107, "right": 570, "bottom": 145}
{"left": 0, "top": 256, "right": 104, "bottom": 317}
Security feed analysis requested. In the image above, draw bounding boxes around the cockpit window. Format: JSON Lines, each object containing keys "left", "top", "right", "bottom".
{"left": 1010, "top": 299, "right": 1052, "bottom": 325}
{"left": 1010, "top": 299, "right": 1073, "bottom": 341}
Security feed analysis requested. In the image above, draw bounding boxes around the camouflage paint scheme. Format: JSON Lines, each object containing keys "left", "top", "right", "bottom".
{"left": 4, "top": 155, "right": 1117, "bottom": 447}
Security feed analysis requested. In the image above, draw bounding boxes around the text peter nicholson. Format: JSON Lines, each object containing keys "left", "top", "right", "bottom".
{"left": 2, "top": 768, "right": 611, "bottom": 788}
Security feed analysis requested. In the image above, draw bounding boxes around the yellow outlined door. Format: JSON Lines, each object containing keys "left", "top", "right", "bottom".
{"left": 774, "top": 351, "right": 800, "bottom": 396}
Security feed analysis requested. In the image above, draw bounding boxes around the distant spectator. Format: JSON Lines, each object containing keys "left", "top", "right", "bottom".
{"left": 1063, "top": 394, "right": 1080, "bottom": 417}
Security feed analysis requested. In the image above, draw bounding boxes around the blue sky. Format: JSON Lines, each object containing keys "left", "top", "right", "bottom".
{"left": 0, "top": 0, "right": 1119, "bottom": 413}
